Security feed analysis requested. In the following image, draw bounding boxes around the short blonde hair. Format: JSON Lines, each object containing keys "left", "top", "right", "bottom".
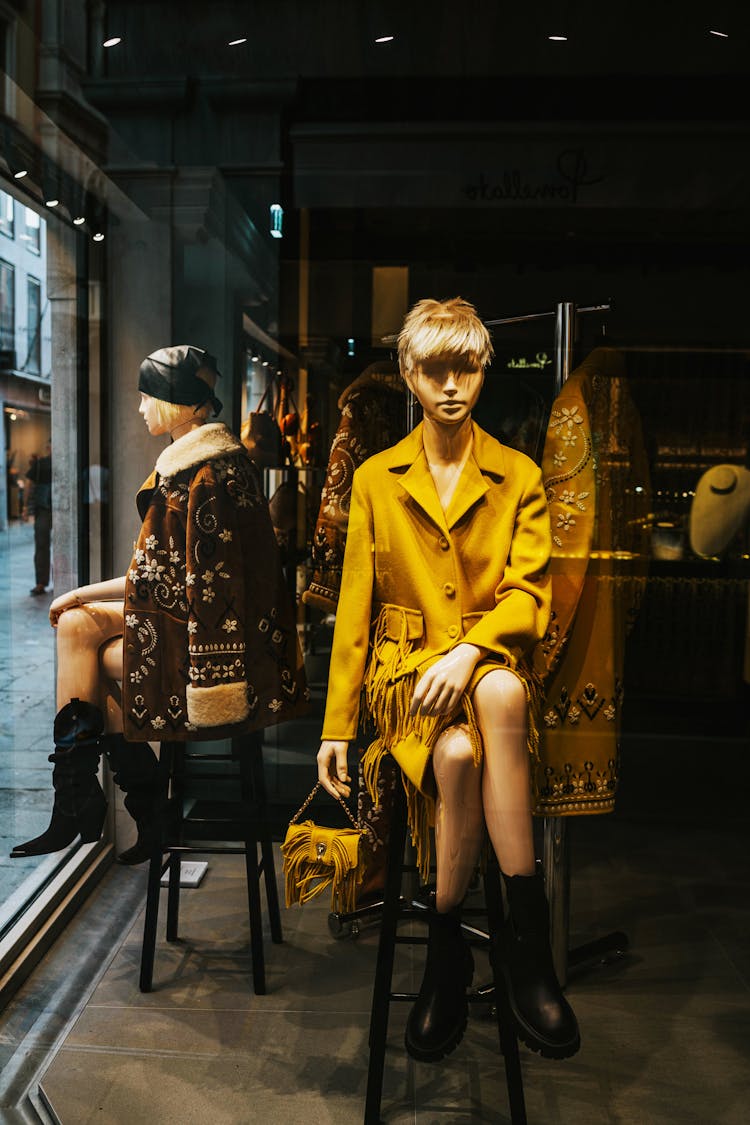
{"left": 147, "top": 397, "right": 213, "bottom": 430}
{"left": 397, "top": 297, "right": 493, "bottom": 376}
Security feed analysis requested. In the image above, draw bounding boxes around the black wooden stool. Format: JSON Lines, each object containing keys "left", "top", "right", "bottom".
{"left": 139, "top": 732, "right": 282, "bottom": 996}
{"left": 365, "top": 768, "right": 528, "bottom": 1125}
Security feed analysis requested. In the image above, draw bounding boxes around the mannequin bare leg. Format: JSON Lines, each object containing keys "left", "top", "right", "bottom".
{"left": 473, "top": 668, "right": 580, "bottom": 1058}
{"left": 405, "top": 723, "right": 484, "bottom": 1061}
{"left": 11, "top": 601, "right": 163, "bottom": 862}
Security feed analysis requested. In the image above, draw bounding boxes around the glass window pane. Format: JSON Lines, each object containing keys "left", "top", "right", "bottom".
{"left": 0, "top": 190, "right": 13, "bottom": 239}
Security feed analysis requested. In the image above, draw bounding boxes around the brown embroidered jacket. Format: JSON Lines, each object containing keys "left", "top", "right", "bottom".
{"left": 122, "top": 423, "right": 308, "bottom": 741}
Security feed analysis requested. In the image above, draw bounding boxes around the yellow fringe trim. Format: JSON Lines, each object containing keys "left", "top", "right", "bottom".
{"left": 360, "top": 605, "right": 545, "bottom": 883}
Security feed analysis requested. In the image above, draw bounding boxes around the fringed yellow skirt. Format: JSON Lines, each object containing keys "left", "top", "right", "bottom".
{"left": 360, "top": 605, "right": 544, "bottom": 882}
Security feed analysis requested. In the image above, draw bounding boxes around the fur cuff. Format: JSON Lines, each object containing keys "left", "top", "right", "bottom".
{"left": 156, "top": 423, "right": 243, "bottom": 479}
{"left": 186, "top": 681, "right": 249, "bottom": 727}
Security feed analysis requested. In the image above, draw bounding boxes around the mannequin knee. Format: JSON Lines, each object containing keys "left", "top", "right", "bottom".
{"left": 473, "top": 669, "right": 527, "bottom": 723}
{"left": 57, "top": 605, "right": 105, "bottom": 647}
{"left": 433, "top": 724, "right": 475, "bottom": 776}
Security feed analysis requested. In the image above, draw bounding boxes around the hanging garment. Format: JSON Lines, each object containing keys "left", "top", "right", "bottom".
{"left": 302, "top": 363, "right": 406, "bottom": 612}
{"left": 122, "top": 423, "right": 308, "bottom": 741}
{"left": 532, "top": 349, "right": 650, "bottom": 816}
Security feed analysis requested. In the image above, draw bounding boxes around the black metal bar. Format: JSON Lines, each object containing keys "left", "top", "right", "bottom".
{"left": 364, "top": 777, "right": 408, "bottom": 1125}
{"left": 138, "top": 844, "right": 163, "bottom": 993}
{"left": 248, "top": 739, "right": 283, "bottom": 945}
{"left": 484, "top": 858, "right": 527, "bottom": 1125}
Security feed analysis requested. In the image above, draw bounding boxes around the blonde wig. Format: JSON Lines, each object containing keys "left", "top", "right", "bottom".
{"left": 397, "top": 297, "right": 494, "bottom": 376}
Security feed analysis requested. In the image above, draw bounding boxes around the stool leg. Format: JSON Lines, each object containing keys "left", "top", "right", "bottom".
{"left": 245, "top": 838, "right": 266, "bottom": 995}
{"left": 364, "top": 783, "right": 407, "bottom": 1125}
{"left": 249, "top": 747, "right": 283, "bottom": 945}
{"left": 485, "top": 859, "right": 528, "bottom": 1125}
{"left": 139, "top": 848, "right": 163, "bottom": 993}
{"left": 166, "top": 853, "right": 181, "bottom": 942}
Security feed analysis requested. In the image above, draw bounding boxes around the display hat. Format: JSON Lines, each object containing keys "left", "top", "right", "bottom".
{"left": 689, "top": 463, "right": 750, "bottom": 557}
{"left": 138, "top": 345, "right": 223, "bottom": 416}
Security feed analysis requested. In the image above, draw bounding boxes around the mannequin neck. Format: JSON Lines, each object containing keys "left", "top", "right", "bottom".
{"left": 421, "top": 415, "right": 474, "bottom": 465}
{"left": 170, "top": 417, "right": 207, "bottom": 442}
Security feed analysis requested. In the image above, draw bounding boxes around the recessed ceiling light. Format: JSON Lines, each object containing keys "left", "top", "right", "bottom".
{"left": 93, "top": 232, "right": 105, "bottom": 242}
{"left": 228, "top": 37, "right": 247, "bottom": 46}
{"left": 549, "top": 35, "right": 568, "bottom": 41}
{"left": 73, "top": 216, "right": 86, "bottom": 225}
{"left": 375, "top": 35, "right": 394, "bottom": 43}
{"left": 14, "top": 169, "right": 27, "bottom": 179}
{"left": 103, "top": 37, "right": 122, "bottom": 47}
{"left": 709, "top": 29, "right": 729, "bottom": 38}
{"left": 46, "top": 199, "right": 60, "bottom": 208}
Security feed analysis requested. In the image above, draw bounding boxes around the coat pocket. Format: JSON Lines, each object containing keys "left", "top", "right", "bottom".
{"left": 461, "top": 610, "right": 486, "bottom": 636}
{"left": 370, "top": 603, "right": 425, "bottom": 682}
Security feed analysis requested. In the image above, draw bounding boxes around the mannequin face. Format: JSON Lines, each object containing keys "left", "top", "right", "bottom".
{"left": 404, "top": 359, "right": 484, "bottom": 428}
{"left": 139, "top": 394, "right": 168, "bottom": 436}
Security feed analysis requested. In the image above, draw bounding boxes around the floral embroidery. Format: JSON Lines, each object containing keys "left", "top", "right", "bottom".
{"left": 222, "top": 619, "right": 238, "bottom": 634}
{"left": 561, "top": 429, "right": 578, "bottom": 447}
{"left": 185, "top": 572, "right": 196, "bottom": 586}
{"left": 553, "top": 450, "right": 567, "bottom": 467}
{"left": 219, "top": 529, "right": 232, "bottom": 543}
{"left": 128, "top": 568, "right": 138, "bottom": 582}
{"left": 145, "top": 534, "right": 158, "bottom": 550}
{"left": 568, "top": 706, "right": 581, "bottom": 724}
{"left": 151, "top": 716, "right": 166, "bottom": 730}
{"left": 143, "top": 559, "right": 166, "bottom": 582}
{"left": 170, "top": 550, "right": 180, "bottom": 564}
{"left": 125, "top": 614, "right": 138, "bottom": 628}
{"left": 604, "top": 703, "right": 616, "bottom": 721}
{"left": 544, "top": 710, "right": 559, "bottom": 727}
{"left": 559, "top": 489, "right": 576, "bottom": 505}
{"left": 129, "top": 670, "right": 143, "bottom": 684}
{"left": 202, "top": 587, "right": 215, "bottom": 603}
{"left": 203, "top": 569, "right": 214, "bottom": 584}
{"left": 268, "top": 699, "right": 283, "bottom": 713}
{"left": 187, "top": 621, "right": 198, "bottom": 634}
{"left": 556, "top": 512, "right": 576, "bottom": 532}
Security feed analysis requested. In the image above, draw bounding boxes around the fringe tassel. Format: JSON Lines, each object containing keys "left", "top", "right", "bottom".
{"left": 281, "top": 822, "right": 367, "bottom": 913}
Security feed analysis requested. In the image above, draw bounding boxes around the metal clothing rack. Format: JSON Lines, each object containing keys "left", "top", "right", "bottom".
{"left": 488, "top": 298, "right": 630, "bottom": 986}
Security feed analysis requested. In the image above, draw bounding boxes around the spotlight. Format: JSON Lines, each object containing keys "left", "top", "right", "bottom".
{"left": 270, "top": 203, "right": 283, "bottom": 239}
{"left": 251, "top": 354, "right": 260, "bottom": 362}
{"left": 13, "top": 169, "right": 27, "bottom": 180}
{"left": 375, "top": 35, "right": 394, "bottom": 43}
{"left": 228, "top": 38, "right": 247, "bottom": 46}
{"left": 709, "top": 29, "right": 729, "bottom": 38}
{"left": 46, "top": 198, "right": 60, "bottom": 208}
{"left": 73, "top": 216, "right": 86, "bottom": 226}
{"left": 548, "top": 35, "right": 568, "bottom": 41}
{"left": 103, "top": 37, "right": 122, "bottom": 47}
{"left": 93, "top": 232, "right": 105, "bottom": 242}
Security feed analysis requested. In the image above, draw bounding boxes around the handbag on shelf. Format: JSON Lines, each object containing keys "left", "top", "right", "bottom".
{"left": 241, "top": 377, "right": 284, "bottom": 468}
{"left": 281, "top": 782, "right": 367, "bottom": 913}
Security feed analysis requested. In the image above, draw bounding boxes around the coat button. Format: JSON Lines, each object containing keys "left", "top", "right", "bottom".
{"left": 438, "top": 535, "right": 449, "bottom": 550}
{"left": 447, "top": 625, "right": 459, "bottom": 638}
{"left": 443, "top": 582, "right": 456, "bottom": 597}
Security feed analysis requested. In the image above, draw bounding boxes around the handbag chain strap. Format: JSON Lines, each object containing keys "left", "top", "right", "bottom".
{"left": 289, "top": 781, "right": 360, "bottom": 830}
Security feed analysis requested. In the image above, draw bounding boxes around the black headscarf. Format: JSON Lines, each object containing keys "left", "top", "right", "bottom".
{"left": 138, "top": 345, "right": 223, "bottom": 416}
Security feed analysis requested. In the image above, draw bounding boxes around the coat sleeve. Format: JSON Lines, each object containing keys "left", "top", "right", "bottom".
{"left": 321, "top": 466, "right": 375, "bottom": 741}
{"left": 462, "top": 463, "right": 552, "bottom": 668}
{"left": 184, "top": 463, "right": 251, "bottom": 728}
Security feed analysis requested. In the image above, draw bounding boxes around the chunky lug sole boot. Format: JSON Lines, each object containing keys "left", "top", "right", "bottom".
{"left": 405, "top": 900, "right": 474, "bottom": 1063}
{"left": 104, "top": 735, "right": 167, "bottom": 865}
{"left": 497, "top": 869, "right": 581, "bottom": 1059}
{"left": 11, "top": 699, "right": 107, "bottom": 858}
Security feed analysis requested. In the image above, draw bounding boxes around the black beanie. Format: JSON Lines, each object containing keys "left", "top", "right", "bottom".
{"left": 138, "top": 345, "right": 223, "bottom": 416}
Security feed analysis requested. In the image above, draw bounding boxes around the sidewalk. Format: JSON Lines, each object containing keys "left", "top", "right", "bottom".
{"left": 0, "top": 519, "right": 57, "bottom": 910}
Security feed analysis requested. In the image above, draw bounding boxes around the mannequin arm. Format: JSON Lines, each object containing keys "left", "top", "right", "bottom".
{"left": 50, "top": 576, "right": 127, "bottom": 626}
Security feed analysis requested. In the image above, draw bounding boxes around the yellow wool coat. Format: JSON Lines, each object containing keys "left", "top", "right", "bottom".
{"left": 322, "top": 421, "right": 552, "bottom": 746}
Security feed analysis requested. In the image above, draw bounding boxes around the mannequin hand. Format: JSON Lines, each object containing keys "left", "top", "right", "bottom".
{"left": 317, "top": 740, "right": 351, "bottom": 799}
{"left": 410, "top": 643, "right": 483, "bottom": 718}
{"left": 49, "top": 590, "right": 82, "bottom": 627}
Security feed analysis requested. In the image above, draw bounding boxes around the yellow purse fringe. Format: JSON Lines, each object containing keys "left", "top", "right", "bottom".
{"left": 360, "top": 605, "right": 546, "bottom": 882}
{"left": 281, "top": 783, "right": 367, "bottom": 913}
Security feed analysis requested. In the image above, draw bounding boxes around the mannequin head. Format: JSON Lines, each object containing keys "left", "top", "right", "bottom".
{"left": 397, "top": 298, "right": 492, "bottom": 427}
{"left": 137, "top": 345, "right": 222, "bottom": 438}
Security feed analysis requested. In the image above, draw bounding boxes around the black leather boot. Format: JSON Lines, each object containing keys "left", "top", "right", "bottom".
{"left": 104, "top": 735, "right": 167, "bottom": 865}
{"left": 404, "top": 899, "right": 474, "bottom": 1062}
{"left": 498, "top": 868, "right": 580, "bottom": 1059}
{"left": 11, "top": 699, "right": 107, "bottom": 858}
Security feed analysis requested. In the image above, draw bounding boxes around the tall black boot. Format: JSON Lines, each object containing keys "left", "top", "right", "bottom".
{"left": 11, "top": 699, "right": 107, "bottom": 858}
{"left": 404, "top": 898, "right": 474, "bottom": 1062}
{"left": 498, "top": 867, "right": 581, "bottom": 1059}
{"left": 104, "top": 735, "right": 167, "bottom": 866}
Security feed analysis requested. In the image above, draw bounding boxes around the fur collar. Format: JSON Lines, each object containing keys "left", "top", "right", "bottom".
{"left": 155, "top": 422, "right": 243, "bottom": 479}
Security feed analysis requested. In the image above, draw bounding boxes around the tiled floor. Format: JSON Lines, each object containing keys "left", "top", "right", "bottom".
{"left": 3, "top": 813, "right": 744, "bottom": 1124}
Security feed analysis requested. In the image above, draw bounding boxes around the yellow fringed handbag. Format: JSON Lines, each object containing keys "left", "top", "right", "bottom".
{"left": 281, "top": 782, "right": 367, "bottom": 913}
